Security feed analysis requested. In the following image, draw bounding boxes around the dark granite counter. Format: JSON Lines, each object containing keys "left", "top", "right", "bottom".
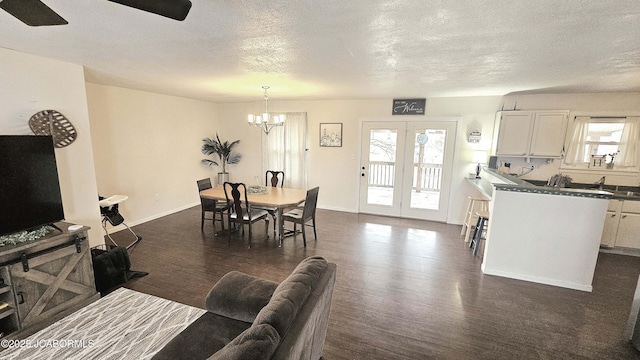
{"left": 472, "top": 168, "right": 613, "bottom": 200}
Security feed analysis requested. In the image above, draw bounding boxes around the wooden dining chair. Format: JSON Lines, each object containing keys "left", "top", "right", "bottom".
{"left": 223, "top": 182, "right": 270, "bottom": 247}
{"left": 282, "top": 187, "right": 319, "bottom": 247}
{"left": 258, "top": 170, "right": 285, "bottom": 234}
{"left": 265, "top": 170, "right": 284, "bottom": 188}
{"left": 197, "top": 178, "right": 230, "bottom": 231}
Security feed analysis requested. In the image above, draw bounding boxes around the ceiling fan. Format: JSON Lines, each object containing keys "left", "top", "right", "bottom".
{"left": 0, "top": 0, "right": 193, "bottom": 26}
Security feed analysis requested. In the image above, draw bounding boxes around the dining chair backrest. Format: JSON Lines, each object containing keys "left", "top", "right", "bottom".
{"left": 302, "top": 187, "right": 320, "bottom": 220}
{"left": 197, "top": 178, "right": 212, "bottom": 191}
{"left": 265, "top": 170, "right": 284, "bottom": 188}
{"left": 197, "top": 178, "right": 216, "bottom": 209}
{"left": 223, "top": 182, "right": 248, "bottom": 220}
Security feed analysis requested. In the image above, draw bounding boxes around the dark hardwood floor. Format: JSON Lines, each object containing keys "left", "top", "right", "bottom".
{"left": 107, "top": 206, "right": 640, "bottom": 359}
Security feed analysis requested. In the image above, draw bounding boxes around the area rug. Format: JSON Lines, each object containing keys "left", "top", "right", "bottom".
{"left": 0, "top": 287, "right": 206, "bottom": 360}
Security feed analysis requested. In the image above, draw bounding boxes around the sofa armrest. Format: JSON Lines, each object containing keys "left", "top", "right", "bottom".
{"left": 205, "top": 271, "right": 279, "bottom": 323}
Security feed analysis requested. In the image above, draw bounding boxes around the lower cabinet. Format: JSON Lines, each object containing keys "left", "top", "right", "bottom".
{"left": 601, "top": 209, "right": 620, "bottom": 248}
{"left": 10, "top": 239, "right": 96, "bottom": 329}
{"left": 615, "top": 212, "right": 640, "bottom": 249}
{"left": 0, "top": 224, "right": 98, "bottom": 339}
{"left": 601, "top": 200, "right": 640, "bottom": 249}
{"left": 0, "top": 267, "right": 19, "bottom": 337}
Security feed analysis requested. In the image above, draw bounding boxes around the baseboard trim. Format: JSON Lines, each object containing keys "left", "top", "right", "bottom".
{"left": 481, "top": 266, "right": 593, "bottom": 292}
{"left": 317, "top": 205, "right": 357, "bottom": 213}
{"left": 103, "top": 202, "right": 200, "bottom": 235}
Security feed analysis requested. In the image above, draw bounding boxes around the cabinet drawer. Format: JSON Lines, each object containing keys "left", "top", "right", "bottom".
{"left": 622, "top": 200, "right": 640, "bottom": 214}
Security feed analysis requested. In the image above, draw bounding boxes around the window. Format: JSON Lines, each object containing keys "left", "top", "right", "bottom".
{"left": 262, "top": 112, "right": 308, "bottom": 189}
{"left": 563, "top": 116, "right": 640, "bottom": 171}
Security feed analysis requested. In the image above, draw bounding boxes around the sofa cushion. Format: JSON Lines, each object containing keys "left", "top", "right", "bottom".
{"left": 253, "top": 256, "right": 327, "bottom": 336}
{"left": 151, "top": 312, "right": 252, "bottom": 360}
{"left": 207, "top": 324, "right": 280, "bottom": 360}
{"left": 206, "top": 271, "right": 279, "bottom": 323}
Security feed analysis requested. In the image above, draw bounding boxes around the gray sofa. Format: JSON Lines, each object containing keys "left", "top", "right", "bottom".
{"left": 152, "top": 256, "right": 337, "bottom": 360}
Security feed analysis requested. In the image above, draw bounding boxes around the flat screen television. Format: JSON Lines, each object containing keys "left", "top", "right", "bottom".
{"left": 0, "top": 135, "right": 65, "bottom": 236}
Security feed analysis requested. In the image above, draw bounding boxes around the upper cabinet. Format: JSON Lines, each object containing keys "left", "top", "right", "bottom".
{"left": 494, "top": 110, "right": 569, "bottom": 158}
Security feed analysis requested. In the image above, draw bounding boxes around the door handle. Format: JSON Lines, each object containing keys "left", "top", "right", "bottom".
{"left": 17, "top": 291, "right": 24, "bottom": 304}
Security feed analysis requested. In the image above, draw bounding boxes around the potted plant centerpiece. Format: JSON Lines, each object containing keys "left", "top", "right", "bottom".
{"left": 201, "top": 133, "right": 242, "bottom": 185}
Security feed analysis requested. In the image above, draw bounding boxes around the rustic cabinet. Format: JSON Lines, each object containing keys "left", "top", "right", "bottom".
{"left": 0, "top": 267, "right": 19, "bottom": 337}
{"left": 0, "top": 223, "right": 98, "bottom": 339}
{"left": 494, "top": 111, "right": 569, "bottom": 158}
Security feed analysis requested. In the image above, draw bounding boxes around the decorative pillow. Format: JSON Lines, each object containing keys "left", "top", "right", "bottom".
{"left": 206, "top": 271, "right": 279, "bottom": 323}
{"left": 207, "top": 324, "right": 280, "bottom": 360}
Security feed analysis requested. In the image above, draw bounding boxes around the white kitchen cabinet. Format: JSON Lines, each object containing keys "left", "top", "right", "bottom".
{"left": 529, "top": 112, "right": 569, "bottom": 157}
{"left": 616, "top": 213, "right": 640, "bottom": 249}
{"left": 494, "top": 111, "right": 569, "bottom": 158}
{"left": 601, "top": 200, "right": 622, "bottom": 247}
{"left": 495, "top": 112, "right": 533, "bottom": 156}
{"left": 616, "top": 201, "right": 640, "bottom": 249}
{"left": 600, "top": 199, "right": 640, "bottom": 249}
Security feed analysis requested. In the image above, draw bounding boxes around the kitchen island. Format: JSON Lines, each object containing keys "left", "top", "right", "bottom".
{"left": 469, "top": 169, "right": 612, "bottom": 292}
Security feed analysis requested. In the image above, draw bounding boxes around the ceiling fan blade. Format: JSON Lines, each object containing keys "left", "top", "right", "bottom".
{"left": 108, "top": 0, "right": 192, "bottom": 21}
{"left": 0, "top": 0, "right": 67, "bottom": 26}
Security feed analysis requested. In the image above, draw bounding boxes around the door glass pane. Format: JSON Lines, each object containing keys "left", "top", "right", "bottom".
{"left": 368, "top": 129, "right": 397, "bottom": 206}
{"left": 410, "top": 129, "right": 445, "bottom": 210}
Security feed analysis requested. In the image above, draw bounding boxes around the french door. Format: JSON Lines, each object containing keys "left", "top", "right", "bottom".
{"left": 359, "top": 120, "right": 457, "bottom": 221}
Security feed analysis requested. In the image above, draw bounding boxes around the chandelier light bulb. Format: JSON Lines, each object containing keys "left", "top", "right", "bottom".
{"left": 247, "top": 86, "right": 285, "bottom": 135}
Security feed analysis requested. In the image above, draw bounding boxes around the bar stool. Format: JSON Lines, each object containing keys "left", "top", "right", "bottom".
{"left": 461, "top": 195, "right": 489, "bottom": 242}
{"left": 469, "top": 210, "right": 490, "bottom": 256}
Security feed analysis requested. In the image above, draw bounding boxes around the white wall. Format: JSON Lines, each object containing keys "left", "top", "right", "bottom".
{"left": 0, "top": 48, "right": 103, "bottom": 246}
{"left": 86, "top": 84, "right": 221, "bottom": 227}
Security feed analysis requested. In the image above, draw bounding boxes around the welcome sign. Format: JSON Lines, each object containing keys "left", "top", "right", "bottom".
{"left": 391, "top": 99, "right": 427, "bottom": 115}
{"left": 392, "top": 98, "right": 426, "bottom": 115}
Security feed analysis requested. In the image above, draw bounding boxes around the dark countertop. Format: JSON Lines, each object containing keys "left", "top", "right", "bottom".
{"left": 475, "top": 168, "right": 614, "bottom": 200}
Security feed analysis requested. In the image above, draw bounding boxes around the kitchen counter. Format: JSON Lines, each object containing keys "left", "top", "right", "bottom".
{"left": 467, "top": 168, "right": 610, "bottom": 292}
{"left": 474, "top": 168, "right": 613, "bottom": 200}
{"left": 475, "top": 168, "right": 640, "bottom": 201}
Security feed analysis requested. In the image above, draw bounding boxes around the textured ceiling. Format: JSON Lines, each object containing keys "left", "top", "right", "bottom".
{"left": 1, "top": 1, "right": 639, "bottom": 102}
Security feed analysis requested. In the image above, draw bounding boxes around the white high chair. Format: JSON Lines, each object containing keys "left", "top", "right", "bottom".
{"left": 99, "top": 195, "right": 142, "bottom": 249}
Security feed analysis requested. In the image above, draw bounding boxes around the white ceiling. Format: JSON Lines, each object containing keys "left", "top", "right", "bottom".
{"left": 1, "top": 1, "right": 640, "bottom": 102}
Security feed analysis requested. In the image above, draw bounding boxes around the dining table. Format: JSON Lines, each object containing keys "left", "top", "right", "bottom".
{"left": 199, "top": 185, "right": 307, "bottom": 246}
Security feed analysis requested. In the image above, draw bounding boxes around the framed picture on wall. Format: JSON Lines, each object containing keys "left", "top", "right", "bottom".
{"left": 319, "top": 123, "right": 342, "bottom": 147}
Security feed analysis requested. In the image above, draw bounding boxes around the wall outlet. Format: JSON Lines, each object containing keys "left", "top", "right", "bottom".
{"left": 154, "top": 193, "right": 159, "bottom": 201}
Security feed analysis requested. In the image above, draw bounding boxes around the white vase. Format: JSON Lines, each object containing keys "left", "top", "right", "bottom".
{"left": 217, "top": 172, "right": 229, "bottom": 185}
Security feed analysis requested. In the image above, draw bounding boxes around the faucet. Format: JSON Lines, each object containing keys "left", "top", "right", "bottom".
{"left": 597, "top": 176, "right": 606, "bottom": 190}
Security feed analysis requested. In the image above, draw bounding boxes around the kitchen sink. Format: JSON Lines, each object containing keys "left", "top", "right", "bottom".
{"left": 611, "top": 190, "right": 640, "bottom": 200}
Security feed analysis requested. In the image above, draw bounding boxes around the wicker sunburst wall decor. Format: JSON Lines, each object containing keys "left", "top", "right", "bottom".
{"left": 29, "top": 110, "right": 77, "bottom": 148}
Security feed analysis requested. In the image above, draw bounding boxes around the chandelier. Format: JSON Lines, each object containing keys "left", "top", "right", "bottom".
{"left": 247, "top": 86, "right": 285, "bottom": 135}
